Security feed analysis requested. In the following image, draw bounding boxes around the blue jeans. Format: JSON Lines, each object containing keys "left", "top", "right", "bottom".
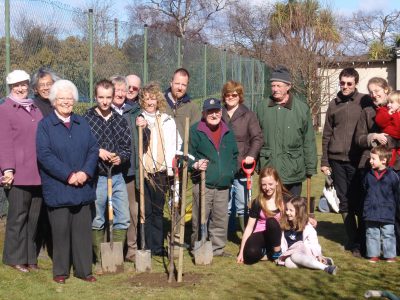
{"left": 366, "top": 221, "right": 396, "bottom": 258}
{"left": 228, "top": 178, "right": 248, "bottom": 217}
{"left": 92, "top": 174, "right": 130, "bottom": 230}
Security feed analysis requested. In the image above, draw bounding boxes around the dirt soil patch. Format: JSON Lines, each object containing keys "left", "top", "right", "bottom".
{"left": 128, "top": 272, "right": 203, "bottom": 288}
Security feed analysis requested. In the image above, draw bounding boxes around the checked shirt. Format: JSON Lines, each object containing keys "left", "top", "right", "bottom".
{"left": 83, "top": 107, "right": 131, "bottom": 176}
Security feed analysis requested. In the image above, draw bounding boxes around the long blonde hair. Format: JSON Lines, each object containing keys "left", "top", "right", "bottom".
{"left": 251, "top": 167, "right": 286, "bottom": 217}
{"left": 280, "top": 196, "right": 308, "bottom": 232}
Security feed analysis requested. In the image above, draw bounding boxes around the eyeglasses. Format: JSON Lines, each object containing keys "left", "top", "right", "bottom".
{"left": 369, "top": 89, "right": 384, "bottom": 95}
{"left": 225, "top": 93, "right": 239, "bottom": 98}
{"left": 128, "top": 86, "right": 139, "bottom": 92}
{"left": 38, "top": 83, "right": 53, "bottom": 88}
{"left": 339, "top": 81, "right": 354, "bottom": 87}
{"left": 57, "top": 97, "right": 74, "bottom": 102}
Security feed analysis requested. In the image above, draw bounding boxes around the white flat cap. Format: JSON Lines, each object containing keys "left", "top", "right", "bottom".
{"left": 6, "top": 70, "right": 30, "bottom": 85}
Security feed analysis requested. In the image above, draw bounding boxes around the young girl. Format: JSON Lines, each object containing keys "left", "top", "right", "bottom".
{"left": 237, "top": 167, "right": 290, "bottom": 264}
{"left": 277, "top": 197, "right": 337, "bottom": 275}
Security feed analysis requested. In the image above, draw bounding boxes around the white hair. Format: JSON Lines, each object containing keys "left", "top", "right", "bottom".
{"left": 49, "top": 79, "right": 79, "bottom": 105}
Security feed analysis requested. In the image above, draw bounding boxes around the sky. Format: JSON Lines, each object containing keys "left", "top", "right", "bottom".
{"left": 65, "top": 0, "right": 399, "bottom": 22}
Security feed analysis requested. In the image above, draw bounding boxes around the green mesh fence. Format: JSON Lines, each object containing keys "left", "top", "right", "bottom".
{"left": 1, "top": 0, "right": 269, "bottom": 108}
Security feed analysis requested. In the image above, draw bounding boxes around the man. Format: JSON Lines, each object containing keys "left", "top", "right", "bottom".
{"left": 110, "top": 75, "right": 141, "bottom": 262}
{"left": 189, "top": 98, "right": 238, "bottom": 256}
{"left": 165, "top": 68, "right": 201, "bottom": 139}
{"left": 126, "top": 74, "right": 141, "bottom": 105}
{"left": 32, "top": 67, "right": 60, "bottom": 117}
{"left": 321, "top": 68, "right": 373, "bottom": 257}
{"left": 83, "top": 79, "right": 131, "bottom": 274}
{"left": 257, "top": 66, "right": 317, "bottom": 196}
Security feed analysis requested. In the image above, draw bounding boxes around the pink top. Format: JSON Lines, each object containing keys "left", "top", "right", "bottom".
{"left": 253, "top": 210, "right": 281, "bottom": 233}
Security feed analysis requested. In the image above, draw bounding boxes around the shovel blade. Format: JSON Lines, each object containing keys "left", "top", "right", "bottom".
{"left": 100, "top": 241, "right": 124, "bottom": 274}
{"left": 193, "top": 240, "right": 213, "bottom": 265}
{"left": 135, "top": 250, "right": 152, "bottom": 273}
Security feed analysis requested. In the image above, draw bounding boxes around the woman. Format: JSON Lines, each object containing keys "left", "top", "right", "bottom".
{"left": 237, "top": 167, "right": 291, "bottom": 265}
{"left": 36, "top": 80, "right": 99, "bottom": 283}
{"left": 221, "top": 81, "right": 263, "bottom": 235}
{"left": 354, "top": 77, "right": 400, "bottom": 257}
{"left": 136, "top": 82, "right": 182, "bottom": 256}
{"left": 0, "top": 70, "right": 43, "bottom": 273}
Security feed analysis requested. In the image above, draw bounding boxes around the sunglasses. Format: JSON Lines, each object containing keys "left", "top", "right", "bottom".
{"left": 339, "top": 81, "right": 354, "bottom": 87}
{"left": 225, "top": 93, "right": 239, "bottom": 98}
{"left": 129, "top": 86, "right": 139, "bottom": 91}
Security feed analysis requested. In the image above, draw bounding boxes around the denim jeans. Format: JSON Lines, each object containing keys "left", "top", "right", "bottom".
{"left": 228, "top": 177, "right": 248, "bottom": 217}
{"left": 365, "top": 221, "right": 396, "bottom": 258}
{"left": 92, "top": 174, "right": 130, "bottom": 230}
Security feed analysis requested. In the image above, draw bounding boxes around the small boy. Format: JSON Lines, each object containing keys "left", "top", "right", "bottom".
{"left": 363, "top": 145, "right": 398, "bottom": 262}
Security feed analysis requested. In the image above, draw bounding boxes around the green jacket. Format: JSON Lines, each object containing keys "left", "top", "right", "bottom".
{"left": 256, "top": 94, "right": 317, "bottom": 184}
{"left": 189, "top": 120, "right": 238, "bottom": 189}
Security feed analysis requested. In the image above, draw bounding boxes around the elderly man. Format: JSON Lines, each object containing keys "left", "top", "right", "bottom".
{"left": 165, "top": 68, "right": 201, "bottom": 139}
{"left": 126, "top": 74, "right": 141, "bottom": 105}
{"left": 189, "top": 98, "right": 238, "bottom": 257}
{"left": 321, "top": 67, "right": 373, "bottom": 257}
{"left": 83, "top": 79, "right": 131, "bottom": 274}
{"left": 257, "top": 66, "right": 317, "bottom": 196}
{"left": 109, "top": 75, "right": 141, "bottom": 262}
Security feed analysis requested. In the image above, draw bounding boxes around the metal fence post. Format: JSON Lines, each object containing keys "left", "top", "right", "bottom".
{"left": 204, "top": 43, "right": 207, "bottom": 100}
{"left": 261, "top": 62, "right": 265, "bottom": 102}
{"left": 223, "top": 49, "right": 227, "bottom": 84}
{"left": 251, "top": 58, "right": 255, "bottom": 111}
{"left": 88, "top": 9, "right": 94, "bottom": 104}
{"left": 5, "top": 0, "right": 10, "bottom": 94}
{"left": 177, "top": 37, "right": 181, "bottom": 68}
{"left": 238, "top": 55, "right": 242, "bottom": 83}
{"left": 143, "top": 24, "right": 148, "bottom": 85}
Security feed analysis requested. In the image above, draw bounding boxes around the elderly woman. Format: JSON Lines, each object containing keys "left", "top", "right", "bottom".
{"left": 0, "top": 70, "right": 43, "bottom": 273}
{"left": 136, "top": 82, "right": 182, "bottom": 256}
{"left": 32, "top": 67, "right": 60, "bottom": 117}
{"left": 36, "top": 80, "right": 99, "bottom": 283}
{"left": 221, "top": 80, "right": 263, "bottom": 235}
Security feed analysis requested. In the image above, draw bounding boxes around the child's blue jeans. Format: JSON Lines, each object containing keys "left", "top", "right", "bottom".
{"left": 365, "top": 221, "right": 396, "bottom": 258}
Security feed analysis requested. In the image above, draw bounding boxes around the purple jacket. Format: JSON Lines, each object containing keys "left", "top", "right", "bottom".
{"left": 0, "top": 98, "right": 43, "bottom": 185}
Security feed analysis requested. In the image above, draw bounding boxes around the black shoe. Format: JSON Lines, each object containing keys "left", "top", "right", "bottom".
{"left": 214, "top": 251, "right": 233, "bottom": 258}
{"left": 152, "top": 248, "right": 166, "bottom": 257}
{"left": 351, "top": 248, "right": 362, "bottom": 258}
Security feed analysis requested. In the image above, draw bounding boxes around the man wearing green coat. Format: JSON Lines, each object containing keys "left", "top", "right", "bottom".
{"left": 189, "top": 98, "right": 238, "bottom": 256}
{"left": 257, "top": 66, "right": 317, "bottom": 196}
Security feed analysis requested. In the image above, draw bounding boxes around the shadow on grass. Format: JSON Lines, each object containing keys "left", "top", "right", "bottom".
{"left": 316, "top": 220, "right": 345, "bottom": 246}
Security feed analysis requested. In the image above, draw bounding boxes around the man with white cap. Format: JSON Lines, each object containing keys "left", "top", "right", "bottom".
{"left": 189, "top": 98, "right": 238, "bottom": 257}
{"left": 0, "top": 70, "right": 43, "bottom": 272}
{"left": 256, "top": 66, "right": 317, "bottom": 196}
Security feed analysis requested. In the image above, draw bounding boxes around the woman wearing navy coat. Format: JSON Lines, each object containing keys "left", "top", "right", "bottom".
{"left": 36, "top": 80, "right": 99, "bottom": 284}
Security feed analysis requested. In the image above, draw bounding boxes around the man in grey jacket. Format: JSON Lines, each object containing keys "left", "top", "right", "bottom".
{"left": 321, "top": 68, "right": 373, "bottom": 257}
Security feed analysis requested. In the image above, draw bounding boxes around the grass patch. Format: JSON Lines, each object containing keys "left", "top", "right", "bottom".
{"left": 0, "top": 135, "right": 399, "bottom": 300}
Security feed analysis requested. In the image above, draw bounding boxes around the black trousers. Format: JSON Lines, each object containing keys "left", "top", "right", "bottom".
{"left": 48, "top": 204, "right": 93, "bottom": 278}
{"left": 243, "top": 217, "right": 281, "bottom": 265}
{"left": 2, "top": 186, "right": 42, "bottom": 265}
{"left": 143, "top": 172, "right": 167, "bottom": 254}
{"left": 283, "top": 182, "right": 302, "bottom": 197}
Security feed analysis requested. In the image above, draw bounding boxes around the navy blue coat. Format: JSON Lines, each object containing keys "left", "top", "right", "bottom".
{"left": 363, "top": 168, "right": 399, "bottom": 224}
{"left": 36, "top": 112, "right": 99, "bottom": 208}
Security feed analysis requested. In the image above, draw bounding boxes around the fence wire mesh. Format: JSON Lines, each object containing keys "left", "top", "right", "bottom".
{"left": 1, "top": 0, "right": 269, "bottom": 107}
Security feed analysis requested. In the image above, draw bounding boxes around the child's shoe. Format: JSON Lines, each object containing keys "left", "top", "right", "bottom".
{"left": 324, "top": 256, "right": 334, "bottom": 266}
{"left": 368, "top": 257, "right": 380, "bottom": 263}
{"left": 386, "top": 257, "right": 396, "bottom": 263}
{"left": 270, "top": 251, "right": 282, "bottom": 261}
{"left": 324, "top": 265, "right": 338, "bottom": 275}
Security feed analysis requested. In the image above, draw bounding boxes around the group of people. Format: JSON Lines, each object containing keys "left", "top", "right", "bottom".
{"left": 0, "top": 63, "right": 398, "bottom": 284}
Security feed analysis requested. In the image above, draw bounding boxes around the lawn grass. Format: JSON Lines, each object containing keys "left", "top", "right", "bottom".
{"left": 0, "top": 134, "right": 399, "bottom": 300}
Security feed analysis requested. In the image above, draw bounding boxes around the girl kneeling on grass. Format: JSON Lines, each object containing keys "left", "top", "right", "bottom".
{"left": 237, "top": 167, "right": 290, "bottom": 264}
{"left": 277, "top": 196, "right": 338, "bottom": 275}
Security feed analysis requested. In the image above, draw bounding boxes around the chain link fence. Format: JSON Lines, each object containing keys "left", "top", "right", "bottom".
{"left": 1, "top": 0, "right": 269, "bottom": 108}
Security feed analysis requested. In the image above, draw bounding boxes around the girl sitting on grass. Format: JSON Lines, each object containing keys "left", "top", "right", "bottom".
{"left": 237, "top": 167, "right": 290, "bottom": 264}
{"left": 277, "top": 196, "right": 338, "bottom": 275}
